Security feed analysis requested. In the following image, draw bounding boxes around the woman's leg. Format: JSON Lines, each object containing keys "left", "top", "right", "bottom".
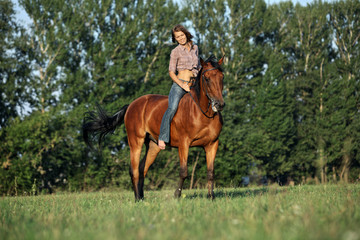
{"left": 158, "top": 83, "right": 186, "bottom": 149}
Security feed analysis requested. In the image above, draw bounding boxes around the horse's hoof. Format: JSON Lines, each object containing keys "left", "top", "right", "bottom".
{"left": 174, "top": 189, "right": 182, "bottom": 198}
{"left": 207, "top": 193, "right": 215, "bottom": 200}
{"left": 135, "top": 196, "right": 144, "bottom": 202}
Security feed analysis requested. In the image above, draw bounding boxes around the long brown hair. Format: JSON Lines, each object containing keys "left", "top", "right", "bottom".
{"left": 171, "top": 24, "right": 193, "bottom": 44}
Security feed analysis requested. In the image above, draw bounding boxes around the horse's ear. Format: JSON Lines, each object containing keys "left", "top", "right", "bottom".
{"left": 218, "top": 55, "right": 225, "bottom": 65}
{"left": 200, "top": 58, "right": 205, "bottom": 67}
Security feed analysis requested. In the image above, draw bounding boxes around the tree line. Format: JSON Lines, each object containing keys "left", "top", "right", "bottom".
{"left": 1, "top": 0, "right": 359, "bottom": 195}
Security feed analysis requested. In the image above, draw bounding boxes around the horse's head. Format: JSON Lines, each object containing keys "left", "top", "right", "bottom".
{"left": 199, "top": 56, "right": 225, "bottom": 112}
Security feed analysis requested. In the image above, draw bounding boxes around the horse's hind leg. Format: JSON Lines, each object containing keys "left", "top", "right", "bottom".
{"left": 142, "top": 140, "right": 161, "bottom": 176}
{"left": 138, "top": 137, "right": 160, "bottom": 199}
{"left": 128, "top": 136, "right": 145, "bottom": 201}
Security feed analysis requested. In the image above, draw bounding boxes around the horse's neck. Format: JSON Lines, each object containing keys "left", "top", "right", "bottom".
{"left": 188, "top": 81, "right": 214, "bottom": 117}
{"left": 198, "top": 88, "right": 210, "bottom": 111}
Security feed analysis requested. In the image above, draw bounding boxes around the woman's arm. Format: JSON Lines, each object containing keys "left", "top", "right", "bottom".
{"left": 193, "top": 45, "right": 201, "bottom": 76}
{"left": 169, "top": 71, "right": 190, "bottom": 92}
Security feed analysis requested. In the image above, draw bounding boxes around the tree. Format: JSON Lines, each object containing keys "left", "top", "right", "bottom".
{"left": 0, "top": 0, "right": 31, "bottom": 128}
{"left": 283, "top": 1, "right": 334, "bottom": 183}
{"left": 328, "top": 0, "right": 360, "bottom": 182}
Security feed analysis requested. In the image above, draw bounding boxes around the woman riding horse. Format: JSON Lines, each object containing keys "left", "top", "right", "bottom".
{"left": 158, "top": 25, "right": 201, "bottom": 150}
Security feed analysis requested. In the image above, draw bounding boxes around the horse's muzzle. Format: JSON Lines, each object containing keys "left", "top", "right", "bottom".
{"left": 211, "top": 99, "right": 225, "bottom": 112}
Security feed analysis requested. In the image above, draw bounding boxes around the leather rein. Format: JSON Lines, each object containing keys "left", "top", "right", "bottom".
{"left": 188, "top": 67, "right": 220, "bottom": 119}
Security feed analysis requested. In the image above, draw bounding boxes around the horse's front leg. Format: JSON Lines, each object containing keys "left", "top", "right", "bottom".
{"left": 205, "top": 140, "right": 219, "bottom": 200}
{"left": 174, "top": 145, "right": 189, "bottom": 198}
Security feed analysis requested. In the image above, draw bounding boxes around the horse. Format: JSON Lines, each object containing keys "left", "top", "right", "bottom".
{"left": 82, "top": 55, "right": 225, "bottom": 201}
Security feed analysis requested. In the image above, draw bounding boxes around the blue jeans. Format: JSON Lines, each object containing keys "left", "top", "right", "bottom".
{"left": 159, "top": 82, "right": 187, "bottom": 143}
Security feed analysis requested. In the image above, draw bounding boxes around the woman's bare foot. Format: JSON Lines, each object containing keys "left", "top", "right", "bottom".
{"left": 158, "top": 140, "right": 166, "bottom": 150}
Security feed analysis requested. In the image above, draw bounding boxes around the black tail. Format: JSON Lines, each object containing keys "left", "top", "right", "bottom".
{"left": 82, "top": 103, "right": 129, "bottom": 149}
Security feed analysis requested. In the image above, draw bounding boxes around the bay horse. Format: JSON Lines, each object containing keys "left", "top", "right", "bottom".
{"left": 82, "top": 56, "right": 225, "bottom": 201}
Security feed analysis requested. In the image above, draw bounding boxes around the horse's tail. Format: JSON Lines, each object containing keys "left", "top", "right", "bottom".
{"left": 82, "top": 103, "right": 129, "bottom": 149}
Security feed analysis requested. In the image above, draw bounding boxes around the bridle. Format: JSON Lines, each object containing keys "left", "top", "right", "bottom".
{"left": 189, "top": 67, "right": 222, "bottom": 118}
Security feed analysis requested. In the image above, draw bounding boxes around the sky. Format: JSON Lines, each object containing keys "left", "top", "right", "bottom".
{"left": 13, "top": 0, "right": 317, "bottom": 28}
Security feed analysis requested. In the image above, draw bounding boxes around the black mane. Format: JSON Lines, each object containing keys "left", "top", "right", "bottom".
{"left": 192, "top": 55, "right": 223, "bottom": 98}
{"left": 204, "top": 55, "right": 223, "bottom": 72}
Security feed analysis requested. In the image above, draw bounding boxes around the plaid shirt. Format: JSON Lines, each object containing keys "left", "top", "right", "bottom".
{"left": 169, "top": 44, "right": 200, "bottom": 77}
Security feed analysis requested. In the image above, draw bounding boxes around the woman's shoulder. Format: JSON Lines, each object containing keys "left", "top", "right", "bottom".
{"left": 170, "top": 44, "right": 181, "bottom": 55}
{"left": 192, "top": 44, "right": 199, "bottom": 54}
{"left": 191, "top": 43, "right": 198, "bottom": 49}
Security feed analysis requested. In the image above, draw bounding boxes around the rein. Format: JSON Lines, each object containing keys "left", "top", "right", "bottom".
{"left": 189, "top": 67, "right": 219, "bottom": 119}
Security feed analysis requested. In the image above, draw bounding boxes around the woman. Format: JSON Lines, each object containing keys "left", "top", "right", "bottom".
{"left": 158, "top": 25, "right": 200, "bottom": 150}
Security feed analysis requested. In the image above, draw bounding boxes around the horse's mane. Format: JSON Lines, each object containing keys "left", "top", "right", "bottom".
{"left": 192, "top": 55, "right": 223, "bottom": 99}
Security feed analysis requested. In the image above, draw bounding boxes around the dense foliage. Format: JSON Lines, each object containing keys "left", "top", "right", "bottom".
{"left": 1, "top": 0, "right": 359, "bottom": 195}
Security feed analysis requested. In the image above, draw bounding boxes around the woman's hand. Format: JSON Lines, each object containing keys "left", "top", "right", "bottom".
{"left": 182, "top": 83, "right": 190, "bottom": 92}
{"left": 169, "top": 70, "right": 191, "bottom": 92}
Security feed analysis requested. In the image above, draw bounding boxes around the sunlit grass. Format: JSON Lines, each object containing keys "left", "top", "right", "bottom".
{"left": 1, "top": 184, "right": 359, "bottom": 240}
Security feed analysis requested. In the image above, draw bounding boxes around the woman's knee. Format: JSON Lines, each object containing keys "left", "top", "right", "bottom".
{"left": 166, "top": 106, "right": 178, "bottom": 115}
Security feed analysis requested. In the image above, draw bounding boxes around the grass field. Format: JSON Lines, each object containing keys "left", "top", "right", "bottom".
{"left": 1, "top": 184, "right": 359, "bottom": 240}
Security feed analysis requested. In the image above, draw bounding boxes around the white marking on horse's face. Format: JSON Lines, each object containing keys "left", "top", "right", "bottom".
{"left": 211, "top": 100, "right": 218, "bottom": 112}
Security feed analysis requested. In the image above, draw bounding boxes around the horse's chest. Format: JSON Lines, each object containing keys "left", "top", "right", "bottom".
{"left": 185, "top": 118, "right": 222, "bottom": 141}
{"left": 196, "top": 125, "right": 220, "bottom": 139}
{"left": 171, "top": 112, "right": 222, "bottom": 145}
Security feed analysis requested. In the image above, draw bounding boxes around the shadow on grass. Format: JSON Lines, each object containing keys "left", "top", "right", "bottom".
{"left": 184, "top": 187, "right": 288, "bottom": 199}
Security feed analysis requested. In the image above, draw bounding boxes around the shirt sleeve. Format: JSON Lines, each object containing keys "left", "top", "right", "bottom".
{"left": 192, "top": 45, "right": 200, "bottom": 76}
{"left": 169, "top": 49, "right": 177, "bottom": 73}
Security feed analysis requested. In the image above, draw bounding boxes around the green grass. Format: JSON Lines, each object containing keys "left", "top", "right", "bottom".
{"left": 1, "top": 184, "right": 360, "bottom": 240}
